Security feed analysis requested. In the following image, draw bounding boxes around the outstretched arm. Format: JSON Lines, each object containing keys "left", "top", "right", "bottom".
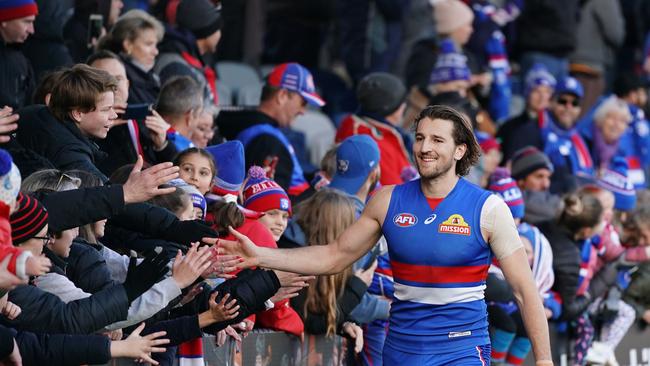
{"left": 213, "top": 187, "right": 393, "bottom": 275}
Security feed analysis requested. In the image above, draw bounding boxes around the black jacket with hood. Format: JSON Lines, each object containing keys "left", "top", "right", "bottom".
{"left": 22, "top": 0, "right": 74, "bottom": 81}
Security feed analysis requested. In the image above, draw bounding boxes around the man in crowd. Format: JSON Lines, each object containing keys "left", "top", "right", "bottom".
{"left": 336, "top": 72, "right": 413, "bottom": 186}
{"left": 215, "top": 62, "right": 325, "bottom": 199}
{"left": 88, "top": 50, "right": 177, "bottom": 176}
{"left": 0, "top": 0, "right": 38, "bottom": 109}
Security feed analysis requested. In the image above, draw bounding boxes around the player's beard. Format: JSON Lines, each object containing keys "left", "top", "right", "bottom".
{"left": 415, "top": 154, "right": 455, "bottom": 182}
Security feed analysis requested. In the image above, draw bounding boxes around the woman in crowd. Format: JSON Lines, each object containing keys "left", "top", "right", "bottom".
{"left": 98, "top": 9, "right": 165, "bottom": 104}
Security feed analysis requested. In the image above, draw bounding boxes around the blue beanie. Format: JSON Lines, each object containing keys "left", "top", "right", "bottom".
{"left": 206, "top": 141, "right": 245, "bottom": 198}
{"left": 524, "top": 63, "right": 556, "bottom": 97}
{"left": 598, "top": 157, "right": 636, "bottom": 212}
{"left": 429, "top": 39, "right": 470, "bottom": 85}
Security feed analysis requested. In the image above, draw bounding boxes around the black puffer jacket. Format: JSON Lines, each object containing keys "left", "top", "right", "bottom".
{"left": 15, "top": 105, "right": 108, "bottom": 181}
{"left": 8, "top": 326, "right": 113, "bottom": 366}
{"left": 35, "top": 184, "right": 125, "bottom": 233}
{"left": 2, "top": 284, "right": 128, "bottom": 334}
{"left": 66, "top": 239, "right": 115, "bottom": 293}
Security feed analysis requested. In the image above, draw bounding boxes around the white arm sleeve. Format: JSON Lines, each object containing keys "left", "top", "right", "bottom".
{"left": 104, "top": 277, "right": 182, "bottom": 331}
{"left": 480, "top": 195, "right": 524, "bottom": 261}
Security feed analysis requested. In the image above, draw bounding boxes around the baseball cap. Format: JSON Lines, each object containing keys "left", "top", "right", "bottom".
{"left": 266, "top": 63, "right": 325, "bottom": 107}
{"left": 329, "top": 135, "right": 380, "bottom": 195}
{"left": 554, "top": 76, "right": 584, "bottom": 99}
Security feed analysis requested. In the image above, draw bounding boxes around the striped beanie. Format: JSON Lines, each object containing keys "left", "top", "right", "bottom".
{"left": 0, "top": 0, "right": 38, "bottom": 22}
{"left": 243, "top": 166, "right": 291, "bottom": 215}
{"left": 10, "top": 193, "right": 48, "bottom": 245}
{"left": 488, "top": 168, "right": 525, "bottom": 219}
{"left": 598, "top": 157, "right": 636, "bottom": 212}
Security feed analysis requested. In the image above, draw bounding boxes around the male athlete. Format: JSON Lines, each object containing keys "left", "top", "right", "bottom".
{"left": 212, "top": 105, "right": 553, "bottom": 365}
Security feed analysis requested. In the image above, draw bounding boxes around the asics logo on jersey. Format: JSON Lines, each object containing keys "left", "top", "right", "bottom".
{"left": 438, "top": 214, "right": 471, "bottom": 235}
{"left": 424, "top": 214, "right": 437, "bottom": 225}
{"left": 393, "top": 213, "right": 418, "bottom": 227}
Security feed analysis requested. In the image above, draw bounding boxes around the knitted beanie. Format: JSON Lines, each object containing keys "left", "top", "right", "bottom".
{"left": 488, "top": 168, "right": 525, "bottom": 219}
{"left": 10, "top": 193, "right": 48, "bottom": 245}
{"left": 176, "top": 0, "right": 222, "bottom": 39}
{"left": 0, "top": 0, "right": 38, "bottom": 22}
{"left": 432, "top": 0, "right": 474, "bottom": 35}
{"left": 524, "top": 63, "right": 556, "bottom": 97}
{"left": 598, "top": 157, "right": 636, "bottom": 212}
{"left": 169, "top": 178, "right": 207, "bottom": 219}
{"left": 0, "top": 149, "right": 21, "bottom": 216}
{"left": 243, "top": 166, "right": 292, "bottom": 215}
{"left": 475, "top": 131, "right": 500, "bottom": 154}
{"left": 206, "top": 141, "right": 245, "bottom": 201}
{"left": 510, "top": 146, "right": 554, "bottom": 181}
{"left": 357, "top": 72, "right": 407, "bottom": 117}
{"left": 430, "top": 39, "right": 470, "bottom": 85}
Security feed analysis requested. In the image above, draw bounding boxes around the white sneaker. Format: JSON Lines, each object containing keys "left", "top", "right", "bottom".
{"left": 585, "top": 341, "right": 612, "bottom": 365}
{"left": 605, "top": 352, "right": 620, "bottom": 366}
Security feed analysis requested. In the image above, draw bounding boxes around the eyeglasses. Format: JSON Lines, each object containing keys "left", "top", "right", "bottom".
{"left": 557, "top": 97, "right": 580, "bottom": 107}
{"left": 32, "top": 235, "right": 53, "bottom": 246}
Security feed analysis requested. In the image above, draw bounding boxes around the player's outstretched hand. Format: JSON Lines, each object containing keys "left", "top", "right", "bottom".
{"left": 203, "top": 226, "right": 260, "bottom": 269}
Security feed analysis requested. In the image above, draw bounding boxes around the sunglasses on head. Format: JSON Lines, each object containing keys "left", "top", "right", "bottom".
{"left": 557, "top": 97, "right": 580, "bottom": 107}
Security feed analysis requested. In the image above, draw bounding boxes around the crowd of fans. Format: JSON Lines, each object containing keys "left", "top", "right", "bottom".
{"left": 2, "top": 0, "right": 650, "bottom": 365}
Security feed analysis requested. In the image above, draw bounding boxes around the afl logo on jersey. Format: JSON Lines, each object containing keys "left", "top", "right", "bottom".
{"left": 438, "top": 214, "right": 471, "bottom": 235}
{"left": 393, "top": 213, "right": 418, "bottom": 227}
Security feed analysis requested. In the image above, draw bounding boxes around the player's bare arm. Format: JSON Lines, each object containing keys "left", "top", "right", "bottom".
{"left": 211, "top": 186, "right": 394, "bottom": 275}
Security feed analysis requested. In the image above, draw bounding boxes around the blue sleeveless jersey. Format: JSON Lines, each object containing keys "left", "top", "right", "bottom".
{"left": 381, "top": 178, "right": 493, "bottom": 354}
{"left": 236, "top": 124, "right": 309, "bottom": 196}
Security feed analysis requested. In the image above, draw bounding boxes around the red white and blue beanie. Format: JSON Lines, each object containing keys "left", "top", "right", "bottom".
{"left": 488, "top": 167, "right": 525, "bottom": 219}
{"left": 0, "top": 149, "right": 21, "bottom": 215}
{"left": 206, "top": 141, "right": 245, "bottom": 202}
{"left": 598, "top": 157, "right": 636, "bottom": 212}
{"left": 0, "top": 0, "right": 38, "bottom": 22}
{"left": 243, "top": 166, "right": 291, "bottom": 215}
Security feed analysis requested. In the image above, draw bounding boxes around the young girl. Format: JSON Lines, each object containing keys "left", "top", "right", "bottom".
{"left": 291, "top": 189, "right": 371, "bottom": 357}
{"left": 242, "top": 166, "right": 291, "bottom": 242}
{"left": 175, "top": 147, "right": 216, "bottom": 196}
{"left": 206, "top": 142, "right": 307, "bottom": 339}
